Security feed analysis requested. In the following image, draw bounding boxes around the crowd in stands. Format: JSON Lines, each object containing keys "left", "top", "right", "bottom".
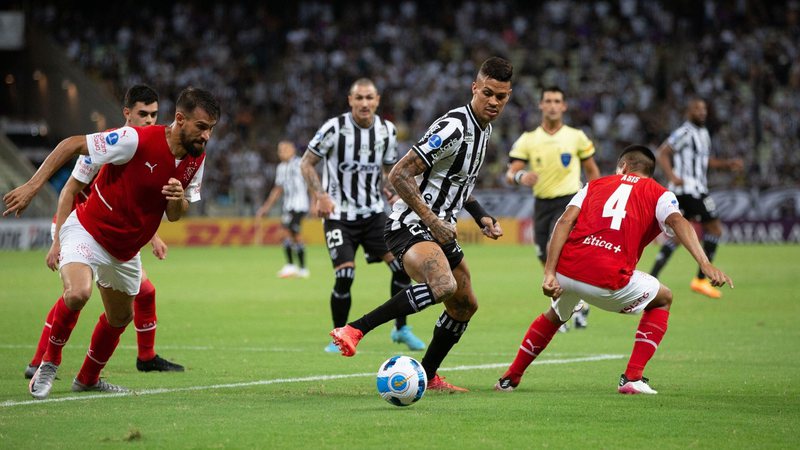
{"left": 29, "top": 0, "right": 800, "bottom": 215}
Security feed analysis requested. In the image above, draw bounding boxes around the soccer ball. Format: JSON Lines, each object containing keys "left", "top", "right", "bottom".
{"left": 376, "top": 355, "right": 427, "bottom": 407}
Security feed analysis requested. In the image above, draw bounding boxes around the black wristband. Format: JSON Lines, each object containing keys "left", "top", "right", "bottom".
{"left": 464, "top": 200, "right": 496, "bottom": 228}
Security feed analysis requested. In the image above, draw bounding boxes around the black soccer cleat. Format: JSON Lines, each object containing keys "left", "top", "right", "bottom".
{"left": 24, "top": 364, "right": 39, "bottom": 379}
{"left": 136, "top": 355, "right": 185, "bottom": 372}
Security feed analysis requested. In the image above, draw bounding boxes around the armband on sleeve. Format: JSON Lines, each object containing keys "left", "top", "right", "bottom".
{"left": 464, "top": 200, "right": 496, "bottom": 228}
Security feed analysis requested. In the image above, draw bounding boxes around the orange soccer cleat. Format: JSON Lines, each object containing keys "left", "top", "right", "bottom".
{"left": 690, "top": 277, "right": 722, "bottom": 299}
{"left": 428, "top": 374, "right": 469, "bottom": 392}
{"left": 329, "top": 325, "right": 364, "bottom": 357}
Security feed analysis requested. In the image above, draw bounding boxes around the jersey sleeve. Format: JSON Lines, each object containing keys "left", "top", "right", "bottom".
{"left": 576, "top": 130, "right": 596, "bottom": 160}
{"left": 70, "top": 155, "right": 101, "bottom": 184}
{"left": 508, "top": 133, "right": 530, "bottom": 161}
{"left": 185, "top": 158, "right": 205, "bottom": 203}
{"left": 655, "top": 191, "right": 681, "bottom": 236}
{"left": 382, "top": 121, "right": 399, "bottom": 165}
{"left": 84, "top": 126, "right": 138, "bottom": 165}
{"left": 567, "top": 183, "right": 589, "bottom": 209}
{"left": 275, "top": 162, "right": 287, "bottom": 187}
{"left": 412, "top": 117, "right": 463, "bottom": 167}
{"left": 306, "top": 119, "right": 337, "bottom": 158}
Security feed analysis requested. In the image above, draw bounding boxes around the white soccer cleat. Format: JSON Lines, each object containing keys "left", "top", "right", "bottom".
{"left": 277, "top": 264, "right": 299, "bottom": 278}
{"left": 297, "top": 268, "right": 310, "bottom": 279}
{"left": 618, "top": 374, "right": 658, "bottom": 395}
{"left": 29, "top": 362, "right": 59, "bottom": 399}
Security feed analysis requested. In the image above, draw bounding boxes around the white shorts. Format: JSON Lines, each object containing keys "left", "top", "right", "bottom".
{"left": 59, "top": 211, "right": 141, "bottom": 296}
{"left": 550, "top": 271, "right": 661, "bottom": 321}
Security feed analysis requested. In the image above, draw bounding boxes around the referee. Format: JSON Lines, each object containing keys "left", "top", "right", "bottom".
{"left": 506, "top": 86, "right": 600, "bottom": 329}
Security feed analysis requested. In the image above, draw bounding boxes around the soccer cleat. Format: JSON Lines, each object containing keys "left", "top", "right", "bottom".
{"left": 494, "top": 376, "right": 519, "bottom": 392}
{"left": 574, "top": 309, "right": 589, "bottom": 329}
{"left": 428, "top": 374, "right": 469, "bottom": 392}
{"left": 297, "top": 268, "right": 310, "bottom": 279}
{"left": 390, "top": 325, "right": 426, "bottom": 351}
{"left": 323, "top": 341, "right": 340, "bottom": 353}
{"left": 29, "top": 362, "right": 59, "bottom": 400}
{"left": 690, "top": 277, "right": 722, "bottom": 298}
{"left": 136, "top": 355, "right": 185, "bottom": 372}
{"left": 329, "top": 325, "right": 364, "bottom": 357}
{"left": 618, "top": 374, "right": 658, "bottom": 395}
{"left": 71, "top": 378, "right": 129, "bottom": 394}
{"left": 24, "top": 364, "right": 39, "bottom": 380}
{"left": 277, "top": 264, "right": 299, "bottom": 279}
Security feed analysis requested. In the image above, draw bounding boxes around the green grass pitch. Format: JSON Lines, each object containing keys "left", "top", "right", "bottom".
{"left": 0, "top": 243, "right": 798, "bottom": 448}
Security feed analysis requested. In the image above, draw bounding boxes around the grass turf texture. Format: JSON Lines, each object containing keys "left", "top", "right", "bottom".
{"left": 0, "top": 243, "right": 798, "bottom": 448}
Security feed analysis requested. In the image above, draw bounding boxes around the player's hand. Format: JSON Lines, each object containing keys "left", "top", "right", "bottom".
{"left": 542, "top": 273, "right": 563, "bottom": 298}
{"left": 255, "top": 207, "right": 267, "bottom": 219}
{"left": 429, "top": 219, "right": 457, "bottom": 244}
{"left": 519, "top": 171, "right": 538, "bottom": 187}
{"left": 669, "top": 175, "right": 684, "bottom": 186}
{"left": 150, "top": 235, "right": 168, "bottom": 260}
{"left": 728, "top": 158, "right": 744, "bottom": 172}
{"left": 3, "top": 183, "right": 37, "bottom": 217}
{"left": 162, "top": 178, "right": 184, "bottom": 201}
{"left": 480, "top": 217, "right": 503, "bottom": 240}
{"left": 700, "top": 262, "right": 734, "bottom": 289}
{"left": 45, "top": 241, "right": 60, "bottom": 271}
{"left": 316, "top": 193, "right": 335, "bottom": 218}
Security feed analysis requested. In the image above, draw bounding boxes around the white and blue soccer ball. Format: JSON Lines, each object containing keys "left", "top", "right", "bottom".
{"left": 376, "top": 355, "right": 427, "bottom": 407}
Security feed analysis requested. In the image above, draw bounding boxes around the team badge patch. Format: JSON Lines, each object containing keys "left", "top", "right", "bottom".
{"left": 427, "top": 135, "right": 442, "bottom": 149}
{"left": 560, "top": 153, "right": 571, "bottom": 167}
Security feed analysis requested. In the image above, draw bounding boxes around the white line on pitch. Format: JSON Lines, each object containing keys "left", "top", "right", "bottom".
{"left": 0, "top": 354, "right": 623, "bottom": 408}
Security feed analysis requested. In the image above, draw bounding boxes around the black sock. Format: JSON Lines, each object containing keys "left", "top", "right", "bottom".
{"left": 697, "top": 235, "right": 720, "bottom": 279}
{"left": 283, "top": 240, "right": 294, "bottom": 265}
{"left": 388, "top": 260, "right": 411, "bottom": 329}
{"left": 350, "top": 284, "right": 434, "bottom": 334}
{"left": 295, "top": 243, "right": 306, "bottom": 269}
{"left": 650, "top": 240, "right": 677, "bottom": 277}
{"left": 421, "top": 311, "right": 469, "bottom": 380}
{"left": 331, "top": 267, "right": 354, "bottom": 327}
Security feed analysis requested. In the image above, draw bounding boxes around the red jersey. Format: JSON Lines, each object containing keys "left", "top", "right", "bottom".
{"left": 556, "top": 174, "right": 681, "bottom": 290}
{"left": 76, "top": 126, "right": 205, "bottom": 261}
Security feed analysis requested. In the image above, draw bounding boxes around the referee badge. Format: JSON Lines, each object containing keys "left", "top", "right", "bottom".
{"left": 560, "top": 153, "right": 572, "bottom": 167}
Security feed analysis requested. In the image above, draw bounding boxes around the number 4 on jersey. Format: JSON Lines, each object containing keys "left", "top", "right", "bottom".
{"left": 602, "top": 184, "right": 633, "bottom": 230}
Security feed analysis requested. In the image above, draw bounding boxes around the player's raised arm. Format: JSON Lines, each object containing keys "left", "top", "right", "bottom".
{"left": 665, "top": 212, "right": 733, "bottom": 289}
{"left": 3, "top": 136, "right": 88, "bottom": 217}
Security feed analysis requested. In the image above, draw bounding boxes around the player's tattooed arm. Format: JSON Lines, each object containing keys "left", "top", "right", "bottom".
{"left": 301, "top": 150, "right": 334, "bottom": 217}
{"left": 381, "top": 166, "right": 399, "bottom": 204}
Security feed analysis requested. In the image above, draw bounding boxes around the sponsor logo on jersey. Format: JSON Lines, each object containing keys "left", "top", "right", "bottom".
{"left": 581, "top": 234, "right": 622, "bottom": 253}
{"left": 427, "top": 134, "right": 443, "bottom": 149}
{"left": 92, "top": 134, "right": 107, "bottom": 154}
{"left": 105, "top": 132, "right": 119, "bottom": 146}
{"left": 338, "top": 161, "right": 381, "bottom": 173}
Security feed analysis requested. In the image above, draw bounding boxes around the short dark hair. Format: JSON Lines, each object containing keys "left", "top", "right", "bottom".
{"left": 123, "top": 84, "right": 158, "bottom": 109}
{"left": 618, "top": 144, "right": 656, "bottom": 176}
{"left": 478, "top": 57, "right": 513, "bottom": 83}
{"left": 176, "top": 87, "right": 220, "bottom": 121}
{"left": 540, "top": 86, "right": 565, "bottom": 101}
{"left": 349, "top": 78, "right": 376, "bottom": 95}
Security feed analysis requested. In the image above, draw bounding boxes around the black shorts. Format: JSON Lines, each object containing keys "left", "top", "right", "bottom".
{"left": 533, "top": 195, "right": 573, "bottom": 259}
{"left": 676, "top": 194, "right": 718, "bottom": 223}
{"left": 384, "top": 220, "right": 464, "bottom": 271}
{"left": 323, "top": 213, "right": 390, "bottom": 267}
{"left": 282, "top": 210, "right": 306, "bottom": 235}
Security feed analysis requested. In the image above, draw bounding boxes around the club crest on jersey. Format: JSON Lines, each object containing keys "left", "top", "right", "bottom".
{"left": 105, "top": 132, "right": 119, "bottom": 146}
{"left": 560, "top": 153, "right": 571, "bottom": 167}
{"left": 428, "top": 134, "right": 443, "bottom": 149}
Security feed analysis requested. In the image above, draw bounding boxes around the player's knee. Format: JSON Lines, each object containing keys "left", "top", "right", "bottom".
{"left": 430, "top": 275, "right": 457, "bottom": 302}
{"left": 333, "top": 267, "right": 355, "bottom": 296}
{"left": 651, "top": 285, "right": 673, "bottom": 309}
{"left": 63, "top": 286, "right": 92, "bottom": 309}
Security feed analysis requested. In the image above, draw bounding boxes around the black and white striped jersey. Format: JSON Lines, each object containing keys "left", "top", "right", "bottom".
{"left": 275, "top": 156, "right": 309, "bottom": 213}
{"left": 389, "top": 104, "right": 491, "bottom": 230}
{"left": 307, "top": 112, "right": 398, "bottom": 221}
{"left": 666, "top": 121, "right": 712, "bottom": 197}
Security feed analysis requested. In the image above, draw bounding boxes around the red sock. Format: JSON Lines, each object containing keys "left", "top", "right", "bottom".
{"left": 505, "top": 314, "right": 561, "bottom": 382}
{"left": 76, "top": 314, "right": 127, "bottom": 386}
{"left": 625, "top": 308, "right": 670, "bottom": 380}
{"left": 133, "top": 279, "right": 157, "bottom": 361}
{"left": 30, "top": 302, "right": 58, "bottom": 366}
{"left": 42, "top": 297, "right": 81, "bottom": 366}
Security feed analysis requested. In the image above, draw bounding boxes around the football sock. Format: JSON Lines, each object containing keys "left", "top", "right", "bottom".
{"left": 421, "top": 311, "right": 468, "bottom": 380}
{"left": 42, "top": 296, "right": 81, "bottom": 366}
{"left": 350, "top": 284, "right": 435, "bottom": 334}
{"left": 389, "top": 259, "right": 411, "bottom": 329}
{"left": 331, "top": 267, "right": 354, "bottom": 327}
{"left": 133, "top": 279, "right": 157, "bottom": 361}
{"left": 650, "top": 239, "right": 677, "bottom": 277}
{"left": 30, "top": 302, "right": 58, "bottom": 366}
{"left": 505, "top": 313, "right": 561, "bottom": 382}
{"left": 696, "top": 234, "right": 720, "bottom": 279}
{"left": 624, "top": 308, "right": 670, "bottom": 381}
{"left": 283, "top": 239, "right": 294, "bottom": 265}
{"left": 76, "top": 313, "right": 127, "bottom": 386}
{"left": 295, "top": 243, "right": 306, "bottom": 269}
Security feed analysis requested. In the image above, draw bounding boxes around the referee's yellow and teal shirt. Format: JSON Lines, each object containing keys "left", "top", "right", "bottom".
{"left": 509, "top": 125, "right": 595, "bottom": 199}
